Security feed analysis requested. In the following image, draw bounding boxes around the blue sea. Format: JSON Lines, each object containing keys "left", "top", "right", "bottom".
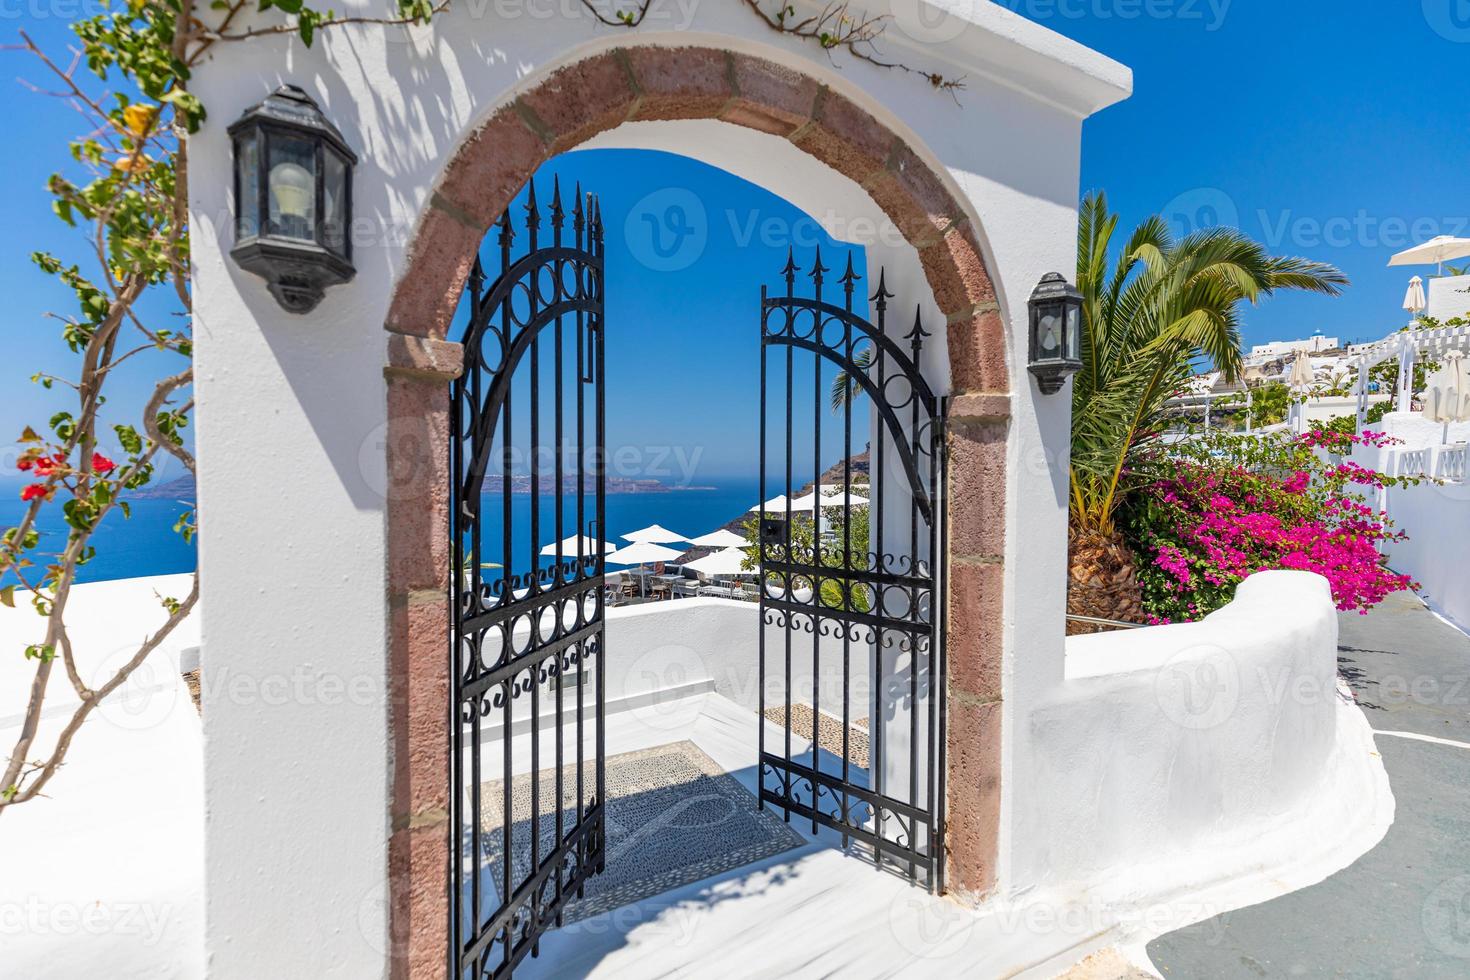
{"left": 0, "top": 479, "right": 772, "bottom": 587}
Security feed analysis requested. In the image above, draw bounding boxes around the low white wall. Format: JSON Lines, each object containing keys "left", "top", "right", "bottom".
{"left": 1012, "top": 572, "right": 1351, "bottom": 899}
{"left": 1428, "top": 274, "right": 1470, "bottom": 322}
{"left": 601, "top": 599, "right": 930, "bottom": 804}
{"left": 0, "top": 576, "right": 203, "bottom": 979}
{"left": 1380, "top": 478, "right": 1470, "bottom": 633}
{"left": 1350, "top": 416, "right": 1470, "bottom": 633}
{"left": 1373, "top": 410, "right": 1470, "bottom": 450}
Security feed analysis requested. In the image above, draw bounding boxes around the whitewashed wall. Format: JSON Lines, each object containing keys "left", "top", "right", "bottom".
{"left": 188, "top": 3, "right": 1129, "bottom": 974}
{"left": 1351, "top": 413, "right": 1470, "bottom": 633}
{"left": 1019, "top": 572, "right": 1378, "bottom": 903}
{"left": 0, "top": 577, "right": 203, "bottom": 980}
{"left": 1381, "top": 478, "right": 1470, "bottom": 633}
{"left": 1428, "top": 274, "right": 1470, "bottom": 321}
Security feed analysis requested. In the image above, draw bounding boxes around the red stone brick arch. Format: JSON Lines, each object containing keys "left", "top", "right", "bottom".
{"left": 381, "top": 46, "right": 1007, "bottom": 976}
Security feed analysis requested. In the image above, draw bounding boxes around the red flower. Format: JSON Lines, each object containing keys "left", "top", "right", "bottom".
{"left": 91, "top": 452, "right": 116, "bottom": 475}
{"left": 20, "top": 483, "right": 47, "bottom": 501}
{"left": 16, "top": 456, "right": 33, "bottom": 472}
{"left": 31, "top": 453, "right": 66, "bottom": 477}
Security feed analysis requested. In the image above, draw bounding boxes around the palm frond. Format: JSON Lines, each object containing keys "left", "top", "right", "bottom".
{"left": 1069, "top": 193, "right": 1348, "bottom": 535}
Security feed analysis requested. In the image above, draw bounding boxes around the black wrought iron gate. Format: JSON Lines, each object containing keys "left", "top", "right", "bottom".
{"left": 450, "top": 180, "right": 606, "bottom": 978}
{"left": 757, "top": 249, "right": 948, "bottom": 891}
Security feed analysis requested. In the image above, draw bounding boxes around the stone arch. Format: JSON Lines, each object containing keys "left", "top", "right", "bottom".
{"left": 380, "top": 44, "right": 1008, "bottom": 975}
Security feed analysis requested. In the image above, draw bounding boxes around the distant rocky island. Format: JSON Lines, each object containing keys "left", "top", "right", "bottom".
{"left": 128, "top": 474, "right": 196, "bottom": 500}
{"left": 483, "top": 475, "right": 716, "bottom": 495}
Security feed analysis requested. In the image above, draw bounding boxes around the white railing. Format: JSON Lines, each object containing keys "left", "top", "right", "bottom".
{"left": 1437, "top": 443, "right": 1468, "bottom": 483}
{"left": 1397, "top": 448, "right": 1430, "bottom": 478}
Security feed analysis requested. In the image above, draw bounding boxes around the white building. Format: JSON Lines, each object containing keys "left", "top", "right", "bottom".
{"left": 1248, "top": 330, "right": 1341, "bottom": 359}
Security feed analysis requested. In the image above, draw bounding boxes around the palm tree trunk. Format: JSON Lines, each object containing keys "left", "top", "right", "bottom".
{"left": 1066, "top": 522, "right": 1145, "bottom": 634}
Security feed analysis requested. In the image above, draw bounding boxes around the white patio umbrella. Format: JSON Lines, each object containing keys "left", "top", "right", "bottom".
{"left": 1389, "top": 236, "right": 1470, "bottom": 276}
{"left": 790, "top": 487, "right": 870, "bottom": 510}
{"left": 620, "top": 524, "right": 689, "bottom": 545}
{"left": 605, "top": 541, "right": 683, "bottom": 565}
{"left": 687, "top": 528, "right": 750, "bottom": 548}
{"left": 539, "top": 533, "right": 614, "bottom": 557}
{"left": 605, "top": 541, "right": 684, "bottom": 597}
{"left": 1288, "top": 351, "right": 1314, "bottom": 433}
{"left": 685, "top": 546, "right": 753, "bottom": 578}
{"left": 1288, "top": 351, "right": 1314, "bottom": 392}
{"left": 1403, "top": 275, "right": 1427, "bottom": 316}
{"left": 749, "top": 494, "right": 817, "bottom": 513}
{"left": 1425, "top": 351, "right": 1470, "bottom": 441}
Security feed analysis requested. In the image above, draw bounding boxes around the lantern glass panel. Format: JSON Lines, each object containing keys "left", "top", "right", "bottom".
{"left": 322, "top": 148, "right": 348, "bottom": 258}
{"left": 267, "top": 133, "right": 317, "bottom": 242}
{"left": 1037, "top": 307, "right": 1063, "bottom": 360}
{"left": 1065, "top": 303, "right": 1082, "bottom": 360}
{"left": 234, "top": 131, "right": 260, "bottom": 240}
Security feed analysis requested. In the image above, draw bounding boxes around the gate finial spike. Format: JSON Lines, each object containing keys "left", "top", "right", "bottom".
{"left": 839, "top": 253, "right": 860, "bottom": 290}
{"left": 810, "top": 245, "right": 829, "bottom": 287}
{"left": 573, "top": 182, "right": 585, "bottom": 234}
{"left": 524, "top": 179, "right": 540, "bottom": 230}
{"left": 905, "top": 304, "right": 930, "bottom": 349}
{"left": 469, "top": 255, "right": 486, "bottom": 298}
{"left": 497, "top": 207, "right": 514, "bottom": 249}
{"left": 550, "top": 174, "right": 565, "bottom": 230}
{"left": 781, "top": 247, "right": 799, "bottom": 284}
{"left": 871, "top": 267, "right": 893, "bottom": 310}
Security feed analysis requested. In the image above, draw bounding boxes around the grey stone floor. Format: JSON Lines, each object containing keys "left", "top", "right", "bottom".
{"left": 1146, "top": 592, "right": 1470, "bottom": 979}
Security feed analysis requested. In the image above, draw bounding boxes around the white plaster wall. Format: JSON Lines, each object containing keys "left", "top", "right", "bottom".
{"left": 1018, "top": 572, "right": 1351, "bottom": 898}
{"left": 188, "top": 3, "right": 1129, "bottom": 973}
{"left": 0, "top": 576, "right": 202, "bottom": 980}
{"left": 1428, "top": 274, "right": 1470, "bottom": 321}
{"left": 1380, "top": 478, "right": 1470, "bottom": 633}
{"left": 1348, "top": 419, "right": 1468, "bottom": 632}
{"left": 487, "top": 598, "right": 865, "bottom": 728}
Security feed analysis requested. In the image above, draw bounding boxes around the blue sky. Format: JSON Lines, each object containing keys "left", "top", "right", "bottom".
{"left": 3, "top": 3, "right": 1467, "bottom": 480}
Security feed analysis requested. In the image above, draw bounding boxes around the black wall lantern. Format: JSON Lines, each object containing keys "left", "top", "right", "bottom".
{"left": 229, "top": 85, "right": 356, "bottom": 314}
{"left": 1027, "top": 272, "right": 1083, "bottom": 394}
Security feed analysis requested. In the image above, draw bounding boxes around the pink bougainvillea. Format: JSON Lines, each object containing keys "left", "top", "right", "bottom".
{"left": 1127, "top": 430, "right": 1419, "bottom": 622}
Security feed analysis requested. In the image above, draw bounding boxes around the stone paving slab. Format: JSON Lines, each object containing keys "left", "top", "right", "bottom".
{"left": 1336, "top": 592, "right": 1470, "bottom": 740}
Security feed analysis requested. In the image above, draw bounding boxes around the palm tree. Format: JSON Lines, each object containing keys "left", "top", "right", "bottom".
{"left": 829, "top": 344, "right": 874, "bottom": 413}
{"left": 1068, "top": 192, "right": 1347, "bottom": 624}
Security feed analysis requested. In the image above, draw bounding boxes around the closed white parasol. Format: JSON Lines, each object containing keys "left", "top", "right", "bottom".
{"left": 1403, "top": 275, "right": 1427, "bottom": 316}
{"left": 1425, "top": 351, "right": 1470, "bottom": 441}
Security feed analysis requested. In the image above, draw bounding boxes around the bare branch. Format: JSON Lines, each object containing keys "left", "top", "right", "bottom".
{"left": 740, "top": 0, "right": 966, "bottom": 97}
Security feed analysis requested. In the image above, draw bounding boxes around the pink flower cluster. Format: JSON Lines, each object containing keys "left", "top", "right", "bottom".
{"left": 1130, "top": 432, "right": 1416, "bottom": 621}
{"left": 1300, "top": 427, "right": 1400, "bottom": 453}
